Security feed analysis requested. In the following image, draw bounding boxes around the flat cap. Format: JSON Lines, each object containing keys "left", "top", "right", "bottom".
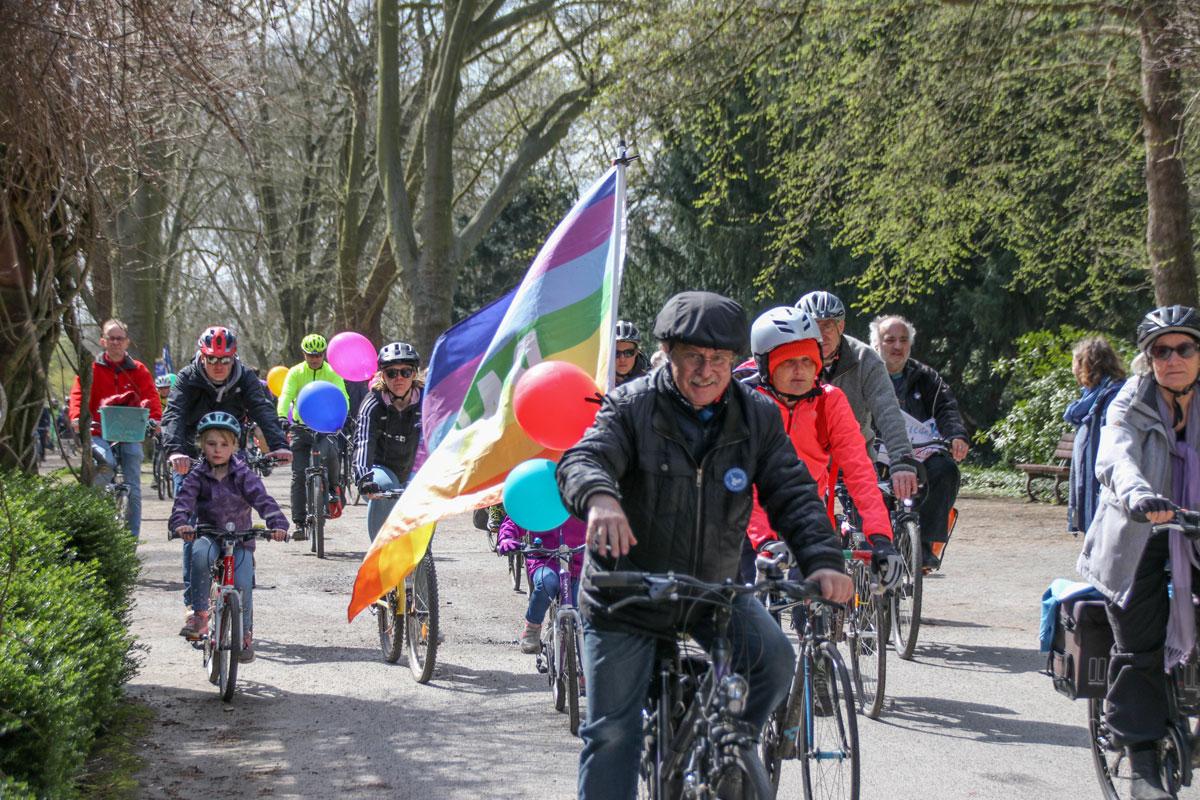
{"left": 653, "top": 291, "right": 748, "bottom": 353}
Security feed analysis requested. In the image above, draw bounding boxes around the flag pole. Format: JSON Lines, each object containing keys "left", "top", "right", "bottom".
{"left": 608, "top": 138, "right": 637, "bottom": 388}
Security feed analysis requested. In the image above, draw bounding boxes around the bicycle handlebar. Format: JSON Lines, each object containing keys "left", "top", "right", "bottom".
{"left": 516, "top": 543, "right": 587, "bottom": 557}
{"left": 1149, "top": 508, "right": 1200, "bottom": 538}
{"left": 168, "top": 524, "right": 282, "bottom": 542}
{"left": 588, "top": 570, "right": 828, "bottom": 614}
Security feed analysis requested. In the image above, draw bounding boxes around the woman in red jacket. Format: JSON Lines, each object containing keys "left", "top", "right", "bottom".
{"left": 742, "top": 307, "right": 901, "bottom": 589}
{"left": 68, "top": 319, "right": 162, "bottom": 537}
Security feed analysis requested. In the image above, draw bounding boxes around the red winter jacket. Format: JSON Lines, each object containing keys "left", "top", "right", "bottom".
{"left": 69, "top": 354, "right": 162, "bottom": 436}
{"left": 747, "top": 381, "right": 892, "bottom": 548}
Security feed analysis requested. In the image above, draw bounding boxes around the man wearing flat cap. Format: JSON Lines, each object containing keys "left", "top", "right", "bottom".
{"left": 557, "top": 290, "right": 852, "bottom": 799}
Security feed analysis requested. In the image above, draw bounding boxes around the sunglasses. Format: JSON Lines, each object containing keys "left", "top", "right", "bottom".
{"left": 204, "top": 356, "right": 233, "bottom": 365}
{"left": 1149, "top": 342, "right": 1200, "bottom": 361}
{"left": 384, "top": 367, "right": 415, "bottom": 379}
{"left": 303, "top": 351, "right": 325, "bottom": 358}
{"left": 616, "top": 348, "right": 637, "bottom": 358}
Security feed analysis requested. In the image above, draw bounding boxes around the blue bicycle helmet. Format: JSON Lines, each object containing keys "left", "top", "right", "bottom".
{"left": 197, "top": 410, "right": 241, "bottom": 438}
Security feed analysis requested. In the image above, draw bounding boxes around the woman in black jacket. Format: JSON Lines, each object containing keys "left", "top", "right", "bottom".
{"left": 351, "top": 342, "right": 423, "bottom": 542}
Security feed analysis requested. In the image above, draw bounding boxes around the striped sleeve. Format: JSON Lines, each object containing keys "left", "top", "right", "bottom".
{"left": 352, "top": 392, "right": 380, "bottom": 485}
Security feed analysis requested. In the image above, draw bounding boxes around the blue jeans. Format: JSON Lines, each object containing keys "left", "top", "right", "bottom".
{"left": 577, "top": 593, "right": 796, "bottom": 800}
{"left": 190, "top": 537, "right": 254, "bottom": 634}
{"left": 526, "top": 566, "right": 579, "bottom": 624}
{"left": 91, "top": 437, "right": 143, "bottom": 537}
{"left": 365, "top": 465, "right": 404, "bottom": 542}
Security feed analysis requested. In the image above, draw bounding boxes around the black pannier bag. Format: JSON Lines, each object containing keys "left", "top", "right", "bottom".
{"left": 1048, "top": 598, "right": 1114, "bottom": 700}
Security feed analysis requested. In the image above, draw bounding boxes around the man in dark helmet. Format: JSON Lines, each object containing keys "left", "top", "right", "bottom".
{"left": 613, "top": 319, "right": 650, "bottom": 386}
{"left": 558, "top": 290, "right": 852, "bottom": 799}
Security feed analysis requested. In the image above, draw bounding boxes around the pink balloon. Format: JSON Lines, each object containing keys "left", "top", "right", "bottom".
{"left": 327, "top": 332, "right": 377, "bottom": 382}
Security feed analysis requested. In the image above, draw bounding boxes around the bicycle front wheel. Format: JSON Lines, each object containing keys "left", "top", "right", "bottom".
{"left": 800, "top": 641, "right": 860, "bottom": 800}
{"left": 217, "top": 593, "right": 242, "bottom": 703}
{"left": 713, "top": 744, "right": 774, "bottom": 800}
{"left": 560, "top": 616, "right": 581, "bottom": 736}
{"left": 114, "top": 488, "right": 130, "bottom": 529}
{"left": 153, "top": 448, "right": 166, "bottom": 500}
{"left": 849, "top": 566, "right": 888, "bottom": 720}
{"left": 509, "top": 551, "right": 524, "bottom": 592}
{"left": 308, "top": 474, "right": 325, "bottom": 558}
{"left": 406, "top": 549, "right": 439, "bottom": 683}
{"left": 378, "top": 590, "right": 404, "bottom": 663}
{"left": 890, "top": 519, "right": 923, "bottom": 660}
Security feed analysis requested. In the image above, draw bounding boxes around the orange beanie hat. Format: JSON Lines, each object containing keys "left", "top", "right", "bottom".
{"left": 768, "top": 339, "right": 823, "bottom": 381}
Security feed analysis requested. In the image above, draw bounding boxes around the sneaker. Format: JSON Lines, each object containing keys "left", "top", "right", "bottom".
{"left": 292, "top": 523, "right": 307, "bottom": 541}
{"left": 519, "top": 622, "right": 542, "bottom": 654}
{"left": 179, "top": 610, "right": 209, "bottom": 640}
{"left": 811, "top": 659, "right": 834, "bottom": 717}
{"left": 239, "top": 632, "right": 255, "bottom": 664}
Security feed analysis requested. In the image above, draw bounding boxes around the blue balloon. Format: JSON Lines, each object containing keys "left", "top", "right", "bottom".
{"left": 295, "top": 380, "right": 348, "bottom": 433}
{"left": 502, "top": 458, "right": 569, "bottom": 532}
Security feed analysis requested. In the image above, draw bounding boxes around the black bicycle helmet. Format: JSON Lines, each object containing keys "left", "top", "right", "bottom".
{"left": 1136, "top": 305, "right": 1200, "bottom": 351}
{"left": 378, "top": 341, "right": 420, "bottom": 368}
{"left": 614, "top": 320, "right": 641, "bottom": 344}
{"left": 796, "top": 290, "right": 846, "bottom": 321}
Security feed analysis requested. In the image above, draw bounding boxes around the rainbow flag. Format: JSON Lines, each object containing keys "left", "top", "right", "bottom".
{"left": 348, "top": 163, "right": 627, "bottom": 620}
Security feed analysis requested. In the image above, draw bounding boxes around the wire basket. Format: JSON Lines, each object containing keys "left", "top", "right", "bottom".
{"left": 99, "top": 406, "right": 149, "bottom": 443}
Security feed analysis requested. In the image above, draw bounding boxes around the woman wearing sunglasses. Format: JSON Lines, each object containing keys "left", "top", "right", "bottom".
{"left": 351, "top": 342, "right": 423, "bottom": 542}
{"left": 1078, "top": 305, "right": 1200, "bottom": 800}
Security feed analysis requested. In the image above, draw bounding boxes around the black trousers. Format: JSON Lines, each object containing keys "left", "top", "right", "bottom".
{"left": 918, "top": 453, "right": 960, "bottom": 544}
{"left": 1104, "top": 530, "right": 1193, "bottom": 746}
{"left": 289, "top": 428, "right": 340, "bottom": 524}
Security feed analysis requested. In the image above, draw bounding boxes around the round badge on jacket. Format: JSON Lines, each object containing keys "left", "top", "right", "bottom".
{"left": 724, "top": 467, "right": 748, "bottom": 492}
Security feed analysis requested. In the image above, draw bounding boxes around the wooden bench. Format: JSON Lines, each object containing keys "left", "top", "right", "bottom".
{"left": 1016, "top": 431, "right": 1075, "bottom": 504}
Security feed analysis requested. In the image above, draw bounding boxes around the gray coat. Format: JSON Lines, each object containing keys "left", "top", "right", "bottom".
{"left": 1077, "top": 375, "right": 1172, "bottom": 607}
{"left": 825, "top": 334, "right": 915, "bottom": 472}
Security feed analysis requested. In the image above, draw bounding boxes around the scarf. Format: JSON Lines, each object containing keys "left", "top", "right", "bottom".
{"left": 1156, "top": 385, "right": 1200, "bottom": 668}
{"left": 1064, "top": 379, "right": 1110, "bottom": 427}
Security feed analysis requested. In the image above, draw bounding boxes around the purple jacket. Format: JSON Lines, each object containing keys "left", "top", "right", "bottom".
{"left": 169, "top": 458, "right": 288, "bottom": 550}
{"left": 498, "top": 516, "right": 586, "bottom": 580}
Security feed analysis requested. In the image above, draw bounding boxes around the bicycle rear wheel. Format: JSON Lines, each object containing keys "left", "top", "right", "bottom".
{"left": 800, "top": 641, "right": 860, "bottom": 800}
{"left": 1087, "top": 697, "right": 1125, "bottom": 799}
{"left": 217, "top": 593, "right": 241, "bottom": 703}
{"left": 378, "top": 590, "right": 404, "bottom": 663}
{"left": 113, "top": 487, "right": 130, "bottom": 529}
{"left": 153, "top": 447, "right": 166, "bottom": 500}
{"left": 849, "top": 566, "right": 887, "bottom": 720}
{"left": 712, "top": 744, "right": 774, "bottom": 800}
{"left": 890, "top": 519, "right": 923, "bottom": 660}
{"left": 406, "top": 549, "right": 439, "bottom": 683}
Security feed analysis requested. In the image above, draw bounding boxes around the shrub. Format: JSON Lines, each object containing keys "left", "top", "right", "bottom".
{"left": 0, "top": 476, "right": 137, "bottom": 798}
{"left": 984, "top": 327, "right": 1133, "bottom": 464}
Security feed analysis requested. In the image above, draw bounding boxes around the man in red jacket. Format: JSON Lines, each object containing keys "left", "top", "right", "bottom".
{"left": 69, "top": 319, "right": 162, "bottom": 537}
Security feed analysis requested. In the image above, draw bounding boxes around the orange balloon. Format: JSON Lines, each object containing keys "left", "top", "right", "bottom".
{"left": 266, "top": 365, "right": 288, "bottom": 396}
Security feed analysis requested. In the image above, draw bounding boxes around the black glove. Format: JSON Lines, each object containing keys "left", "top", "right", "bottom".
{"left": 868, "top": 534, "right": 904, "bottom": 593}
{"left": 1132, "top": 496, "right": 1175, "bottom": 518}
{"left": 359, "top": 480, "right": 382, "bottom": 496}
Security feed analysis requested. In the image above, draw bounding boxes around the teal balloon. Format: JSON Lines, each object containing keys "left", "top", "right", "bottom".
{"left": 295, "top": 380, "right": 348, "bottom": 433}
{"left": 502, "top": 459, "right": 569, "bottom": 532}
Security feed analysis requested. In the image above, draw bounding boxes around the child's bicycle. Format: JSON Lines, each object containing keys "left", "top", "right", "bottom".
{"left": 522, "top": 539, "right": 587, "bottom": 736}
{"left": 371, "top": 490, "right": 439, "bottom": 683}
{"left": 96, "top": 407, "right": 153, "bottom": 530}
{"left": 168, "top": 523, "right": 281, "bottom": 702}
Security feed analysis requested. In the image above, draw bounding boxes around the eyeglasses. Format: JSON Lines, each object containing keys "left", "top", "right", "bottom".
{"left": 303, "top": 351, "right": 325, "bottom": 358}
{"left": 103, "top": 334, "right": 127, "bottom": 342}
{"left": 616, "top": 348, "right": 637, "bottom": 358}
{"left": 384, "top": 367, "right": 415, "bottom": 379}
{"left": 204, "top": 356, "right": 233, "bottom": 366}
{"left": 675, "top": 350, "right": 734, "bottom": 370}
{"left": 1149, "top": 342, "right": 1200, "bottom": 361}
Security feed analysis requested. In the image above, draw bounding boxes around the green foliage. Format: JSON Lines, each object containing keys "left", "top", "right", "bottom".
{"left": 0, "top": 474, "right": 138, "bottom": 798}
{"left": 984, "top": 328, "right": 1133, "bottom": 464}
{"left": 959, "top": 465, "right": 1027, "bottom": 499}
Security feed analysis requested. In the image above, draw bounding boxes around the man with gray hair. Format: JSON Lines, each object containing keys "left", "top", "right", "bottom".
{"left": 871, "top": 314, "right": 970, "bottom": 569}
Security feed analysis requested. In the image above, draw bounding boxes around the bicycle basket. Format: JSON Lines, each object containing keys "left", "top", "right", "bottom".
{"left": 100, "top": 406, "right": 150, "bottom": 442}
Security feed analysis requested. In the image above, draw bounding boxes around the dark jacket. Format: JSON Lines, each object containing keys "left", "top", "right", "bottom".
{"left": 890, "top": 358, "right": 968, "bottom": 442}
{"left": 168, "top": 457, "right": 288, "bottom": 551}
{"left": 351, "top": 387, "right": 422, "bottom": 485}
{"left": 1065, "top": 376, "right": 1125, "bottom": 533}
{"left": 615, "top": 352, "right": 651, "bottom": 386}
{"left": 823, "top": 335, "right": 915, "bottom": 470}
{"left": 161, "top": 356, "right": 287, "bottom": 458}
{"left": 557, "top": 368, "right": 844, "bottom": 636}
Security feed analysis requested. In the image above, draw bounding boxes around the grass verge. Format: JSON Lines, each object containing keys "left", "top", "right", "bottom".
{"left": 959, "top": 464, "right": 1028, "bottom": 500}
{"left": 76, "top": 698, "right": 154, "bottom": 800}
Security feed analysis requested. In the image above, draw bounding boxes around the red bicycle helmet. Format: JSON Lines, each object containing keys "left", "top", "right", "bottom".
{"left": 198, "top": 326, "right": 238, "bottom": 357}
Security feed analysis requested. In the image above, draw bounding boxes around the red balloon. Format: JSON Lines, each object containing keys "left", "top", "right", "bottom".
{"left": 514, "top": 361, "right": 601, "bottom": 450}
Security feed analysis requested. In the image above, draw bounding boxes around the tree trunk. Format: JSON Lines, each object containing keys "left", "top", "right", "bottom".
{"left": 112, "top": 168, "right": 168, "bottom": 364}
{"left": 1140, "top": 1, "right": 1197, "bottom": 306}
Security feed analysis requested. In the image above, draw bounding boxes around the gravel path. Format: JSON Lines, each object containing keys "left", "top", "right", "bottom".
{"left": 122, "top": 467, "right": 1109, "bottom": 799}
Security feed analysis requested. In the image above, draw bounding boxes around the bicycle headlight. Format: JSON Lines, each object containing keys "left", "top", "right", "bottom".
{"left": 719, "top": 674, "right": 750, "bottom": 716}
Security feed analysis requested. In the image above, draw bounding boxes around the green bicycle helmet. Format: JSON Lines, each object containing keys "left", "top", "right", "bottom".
{"left": 197, "top": 410, "right": 242, "bottom": 438}
{"left": 155, "top": 374, "right": 174, "bottom": 390}
{"left": 301, "top": 333, "right": 328, "bottom": 355}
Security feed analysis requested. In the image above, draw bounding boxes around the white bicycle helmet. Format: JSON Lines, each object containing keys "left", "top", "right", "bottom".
{"left": 614, "top": 320, "right": 641, "bottom": 344}
{"left": 197, "top": 410, "right": 242, "bottom": 438}
{"left": 1137, "top": 305, "right": 1200, "bottom": 351}
{"left": 751, "top": 307, "right": 821, "bottom": 383}
{"left": 796, "top": 290, "right": 846, "bottom": 321}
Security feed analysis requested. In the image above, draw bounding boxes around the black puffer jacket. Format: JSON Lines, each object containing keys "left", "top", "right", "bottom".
{"left": 890, "top": 358, "right": 968, "bottom": 441}
{"left": 557, "top": 368, "right": 844, "bottom": 636}
{"left": 615, "top": 352, "right": 651, "bottom": 386}
{"left": 351, "top": 387, "right": 422, "bottom": 485}
{"left": 161, "top": 358, "right": 287, "bottom": 458}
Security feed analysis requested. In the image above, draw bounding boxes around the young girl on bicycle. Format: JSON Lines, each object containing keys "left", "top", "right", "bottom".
{"left": 496, "top": 515, "right": 586, "bottom": 652}
{"left": 171, "top": 411, "right": 287, "bottom": 663}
